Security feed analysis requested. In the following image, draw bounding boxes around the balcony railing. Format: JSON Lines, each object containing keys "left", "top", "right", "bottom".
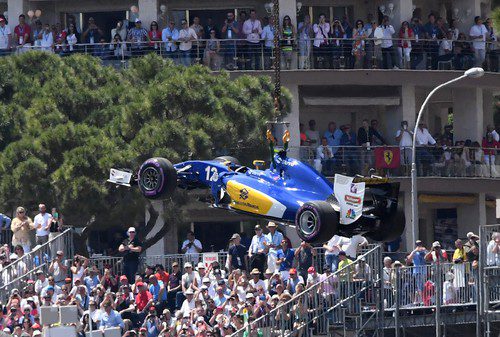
{"left": 288, "top": 145, "right": 500, "bottom": 178}
{"left": 4, "top": 37, "right": 498, "bottom": 72}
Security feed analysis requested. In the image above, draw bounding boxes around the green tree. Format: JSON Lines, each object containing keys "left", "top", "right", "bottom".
{"left": 0, "top": 52, "right": 290, "bottom": 253}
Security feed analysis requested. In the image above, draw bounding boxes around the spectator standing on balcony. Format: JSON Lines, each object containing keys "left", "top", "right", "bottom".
{"left": 470, "top": 16, "right": 488, "bottom": 67}
{"left": 380, "top": 16, "right": 396, "bottom": 69}
{"left": 161, "top": 20, "right": 179, "bottom": 61}
{"left": 261, "top": 17, "right": 274, "bottom": 70}
{"left": 13, "top": 15, "right": 31, "bottom": 49}
{"left": 485, "top": 18, "right": 498, "bottom": 72}
{"left": 243, "top": 10, "right": 262, "bottom": 70}
{"left": 178, "top": 19, "right": 197, "bottom": 67}
{"left": 410, "top": 17, "right": 425, "bottom": 69}
{"left": 482, "top": 132, "right": 499, "bottom": 176}
{"left": 298, "top": 14, "right": 312, "bottom": 69}
{"left": 324, "top": 121, "right": 343, "bottom": 154}
{"left": 415, "top": 123, "right": 436, "bottom": 175}
{"left": 406, "top": 240, "right": 427, "bottom": 303}
{"left": 48, "top": 207, "right": 63, "bottom": 257}
{"left": 313, "top": 14, "right": 330, "bottom": 69}
{"left": 119, "top": 227, "right": 143, "bottom": 284}
{"left": 295, "top": 241, "right": 316, "bottom": 283}
{"left": 486, "top": 125, "right": 499, "bottom": 142}
{"left": 39, "top": 24, "right": 54, "bottom": 53}
{"left": 111, "top": 20, "right": 127, "bottom": 42}
{"left": 204, "top": 18, "right": 219, "bottom": 39}
{"left": 181, "top": 231, "right": 202, "bottom": 264}
{"left": 305, "top": 119, "right": 320, "bottom": 147}
{"left": 276, "top": 239, "right": 294, "bottom": 281}
{"left": 454, "top": 32, "right": 474, "bottom": 70}
{"left": 65, "top": 24, "right": 79, "bottom": 53}
{"left": 11, "top": 207, "right": 34, "bottom": 253}
{"left": 438, "top": 30, "right": 454, "bottom": 63}
{"left": 398, "top": 21, "right": 413, "bottom": 69}
{"left": 82, "top": 17, "right": 103, "bottom": 53}
{"left": 227, "top": 233, "right": 247, "bottom": 272}
{"left": 330, "top": 19, "right": 346, "bottom": 69}
{"left": 323, "top": 235, "right": 346, "bottom": 272}
{"left": 452, "top": 239, "right": 467, "bottom": 299}
{"left": 127, "top": 19, "right": 149, "bottom": 56}
{"left": 248, "top": 225, "right": 268, "bottom": 276}
{"left": 487, "top": 232, "right": 499, "bottom": 266}
{"left": 203, "top": 29, "right": 221, "bottom": 70}
{"left": 370, "top": 119, "right": 386, "bottom": 145}
{"left": 424, "top": 13, "right": 440, "bottom": 69}
{"left": 281, "top": 16, "right": 295, "bottom": 70}
{"left": 32, "top": 20, "right": 43, "bottom": 48}
{"left": 221, "top": 12, "right": 239, "bottom": 70}
{"left": 0, "top": 17, "right": 11, "bottom": 55}
{"left": 396, "top": 120, "right": 413, "bottom": 168}
{"left": 317, "top": 137, "right": 334, "bottom": 175}
{"left": 264, "top": 222, "right": 283, "bottom": 274}
{"left": 148, "top": 21, "right": 162, "bottom": 51}
{"left": 352, "top": 20, "right": 367, "bottom": 69}
{"left": 340, "top": 124, "right": 359, "bottom": 175}
{"left": 425, "top": 241, "right": 448, "bottom": 264}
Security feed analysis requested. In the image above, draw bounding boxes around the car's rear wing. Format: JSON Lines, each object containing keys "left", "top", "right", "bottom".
{"left": 107, "top": 168, "right": 133, "bottom": 187}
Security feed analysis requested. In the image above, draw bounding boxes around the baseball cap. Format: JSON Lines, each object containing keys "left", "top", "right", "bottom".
{"left": 120, "top": 275, "right": 128, "bottom": 281}
{"left": 289, "top": 268, "right": 297, "bottom": 275}
{"left": 184, "top": 288, "right": 194, "bottom": 295}
{"left": 149, "top": 306, "right": 156, "bottom": 311}
{"left": 46, "top": 286, "right": 55, "bottom": 292}
{"left": 127, "top": 226, "right": 136, "bottom": 233}
{"left": 56, "top": 250, "right": 64, "bottom": 256}
{"left": 245, "top": 293, "right": 255, "bottom": 299}
{"left": 135, "top": 19, "right": 142, "bottom": 23}
{"left": 139, "top": 327, "right": 147, "bottom": 332}
{"left": 432, "top": 241, "right": 441, "bottom": 248}
{"left": 33, "top": 331, "right": 42, "bottom": 337}
{"left": 307, "top": 266, "right": 316, "bottom": 274}
{"left": 36, "top": 270, "right": 44, "bottom": 275}
{"left": 184, "top": 262, "right": 192, "bottom": 268}
{"left": 254, "top": 224, "right": 262, "bottom": 230}
{"left": 415, "top": 240, "right": 423, "bottom": 246}
{"left": 230, "top": 233, "right": 240, "bottom": 240}
{"left": 197, "top": 262, "right": 205, "bottom": 269}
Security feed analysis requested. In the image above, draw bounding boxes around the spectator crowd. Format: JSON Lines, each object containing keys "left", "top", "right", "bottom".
{"left": 0, "top": 10, "right": 497, "bottom": 71}
{"left": 300, "top": 117, "right": 499, "bottom": 177}
{"left": 0, "top": 201, "right": 499, "bottom": 337}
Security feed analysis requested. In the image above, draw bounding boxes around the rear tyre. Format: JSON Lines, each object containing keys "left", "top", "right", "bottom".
{"left": 295, "top": 201, "right": 339, "bottom": 244}
{"left": 138, "top": 157, "right": 177, "bottom": 199}
{"left": 214, "top": 156, "right": 240, "bottom": 166}
{"left": 364, "top": 210, "right": 405, "bottom": 242}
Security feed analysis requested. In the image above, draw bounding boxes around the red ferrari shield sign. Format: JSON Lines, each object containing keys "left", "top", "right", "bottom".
{"left": 374, "top": 147, "right": 400, "bottom": 169}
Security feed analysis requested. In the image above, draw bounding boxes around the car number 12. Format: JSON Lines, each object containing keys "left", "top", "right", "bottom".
{"left": 205, "top": 166, "right": 218, "bottom": 182}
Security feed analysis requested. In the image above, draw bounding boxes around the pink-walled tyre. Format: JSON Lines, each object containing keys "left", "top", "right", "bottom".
{"left": 138, "top": 157, "right": 177, "bottom": 199}
{"left": 295, "top": 201, "right": 339, "bottom": 244}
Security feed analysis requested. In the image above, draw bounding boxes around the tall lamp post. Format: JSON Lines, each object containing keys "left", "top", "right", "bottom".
{"left": 410, "top": 67, "right": 484, "bottom": 245}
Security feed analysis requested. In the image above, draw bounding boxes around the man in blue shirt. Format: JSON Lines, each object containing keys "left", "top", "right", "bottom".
{"left": 423, "top": 13, "right": 440, "bottom": 69}
{"left": 99, "top": 302, "right": 124, "bottom": 330}
{"left": 264, "top": 222, "right": 283, "bottom": 273}
{"left": 323, "top": 122, "right": 343, "bottom": 154}
{"left": 406, "top": 240, "right": 428, "bottom": 302}
{"left": 148, "top": 275, "right": 167, "bottom": 312}
{"left": 276, "top": 239, "right": 295, "bottom": 281}
{"left": 248, "top": 225, "right": 269, "bottom": 277}
{"left": 162, "top": 20, "right": 179, "bottom": 61}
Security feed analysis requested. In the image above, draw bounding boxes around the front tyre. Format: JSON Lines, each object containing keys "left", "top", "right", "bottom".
{"left": 295, "top": 201, "right": 339, "bottom": 244}
{"left": 138, "top": 157, "right": 177, "bottom": 199}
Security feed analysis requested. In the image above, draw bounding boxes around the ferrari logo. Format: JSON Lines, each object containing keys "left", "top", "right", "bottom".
{"left": 384, "top": 150, "right": 393, "bottom": 165}
{"left": 239, "top": 188, "right": 249, "bottom": 200}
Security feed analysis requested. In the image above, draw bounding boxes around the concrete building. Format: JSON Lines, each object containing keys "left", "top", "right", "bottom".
{"left": 4, "top": 0, "right": 498, "bottom": 255}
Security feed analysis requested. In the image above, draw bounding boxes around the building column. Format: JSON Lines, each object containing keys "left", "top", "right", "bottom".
{"left": 389, "top": 0, "right": 413, "bottom": 27}
{"left": 478, "top": 192, "right": 486, "bottom": 226}
{"left": 452, "top": 87, "right": 483, "bottom": 143}
{"left": 138, "top": 0, "right": 158, "bottom": 28}
{"left": 284, "top": 82, "right": 300, "bottom": 158}
{"left": 7, "top": 0, "right": 28, "bottom": 22}
{"left": 451, "top": 0, "right": 481, "bottom": 35}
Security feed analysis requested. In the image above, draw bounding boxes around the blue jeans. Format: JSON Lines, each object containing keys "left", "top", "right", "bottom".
{"left": 180, "top": 50, "right": 191, "bottom": 66}
{"left": 325, "top": 254, "right": 339, "bottom": 272}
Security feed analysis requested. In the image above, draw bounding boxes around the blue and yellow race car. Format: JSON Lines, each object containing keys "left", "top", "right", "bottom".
{"left": 108, "top": 133, "right": 404, "bottom": 244}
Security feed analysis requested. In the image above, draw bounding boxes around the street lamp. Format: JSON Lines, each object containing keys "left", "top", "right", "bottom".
{"left": 410, "top": 67, "right": 484, "bottom": 245}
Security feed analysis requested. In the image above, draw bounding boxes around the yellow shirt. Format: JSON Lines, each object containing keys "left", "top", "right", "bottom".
{"left": 453, "top": 248, "right": 467, "bottom": 262}
{"left": 338, "top": 258, "right": 353, "bottom": 282}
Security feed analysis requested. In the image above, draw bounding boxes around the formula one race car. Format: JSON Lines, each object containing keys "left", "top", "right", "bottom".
{"left": 108, "top": 132, "right": 404, "bottom": 244}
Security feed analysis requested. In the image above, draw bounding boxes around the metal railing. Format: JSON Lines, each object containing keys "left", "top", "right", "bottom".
{"left": 0, "top": 263, "right": 47, "bottom": 302}
{"left": 0, "top": 228, "right": 73, "bottom": 288}
{"left": 230, "top": 244, "right": 383, "bottom": 337}
{"left": 291, "top": 145, "right": 500, "bottom": 178}
{"left": 3, "top": 37, "right": 498, "bottom": 72}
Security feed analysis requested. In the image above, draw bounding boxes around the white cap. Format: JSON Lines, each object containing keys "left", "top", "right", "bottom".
{"left": 33, "top": 331, "right": 42, "bottom": 337}
{"left": 197, "top": 262, "right": 205, "bottom": 269}
{"left": 202, "top": 277, "right": 211, "bottom": 283}
{"left": 127, "top": 227, "right": 136, "bottom": 233}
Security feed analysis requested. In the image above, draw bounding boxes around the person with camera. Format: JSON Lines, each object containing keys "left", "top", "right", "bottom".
{"left": 119, "top": 227, "right": 143, "bottom": 284}
{"left": 181, "top": 231, "right": 202, "bottom": 264}
{"left": 425, "top": 241, "right": 448, "bottom": 264}
{"left": 11, "top": 207, "right": 35, "bottom": 254}
{"left": 48, "top": 250, "right": 69, "bottom": 286}
{"left": 379, "top": 15, "right": 396, "bottom": 69}
{"left": 141, "top": 306, "right": 161, "bottom": 337}
{"left": 70, "top": 254, "right": 88, "bottom": 285}
{"left": 312, "top": 14, "right": 330, "bottom": 69}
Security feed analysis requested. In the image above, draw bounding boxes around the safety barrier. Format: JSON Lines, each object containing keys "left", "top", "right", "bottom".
{"left": 4, "top": 37, "right": 498, "bottom": 72}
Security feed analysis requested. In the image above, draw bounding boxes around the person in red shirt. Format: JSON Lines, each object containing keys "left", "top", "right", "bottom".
{"left": 135, "top": 282, "right": 153, "bottom": 312}
{"left": 148, "top": 21, "right": 161, "bottom": 49}
{"left": 482, "top": 132, "right": 499, "bottom": 176}
{"left": 155, "top": 264, "right": 169, "bottom": 285}
{"left": 425, "top": 241, "right": 448, "bottom": 264}
{"left": 13, "top": 14, "right": 31, "bottom": 46}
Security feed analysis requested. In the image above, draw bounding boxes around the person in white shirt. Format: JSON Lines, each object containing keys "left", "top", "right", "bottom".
{"left": 248, "top": 225, "right": 269, "bottom": 276}
{"left": 380, "top": 16, "right": 396, "bottom": 69}
{"left": 317, "top": 137, "right": 334, "bottom": 175}
{"left": 438, "top": 30, "right": 453, "bottom": 62}
{"left": 242, "top": 9, "right": 262, "bottom": 70}
{"left": 178, "top": 19, "right": 197, "bottom": 67}
{"left": 248, "top": 268, "right": 266, "bottom": 291}
{"left": 0, "top": 17, "right": 11, "bottom": 54}
{"left": 305, "top": 119, "right": 320, "bottom": 147}
{"left": 415, "top": 122, "right": 436, "bottom": 175}
{"left": 181, "top": 231, "right": 202, "bottom": 263}
{"left": 341, "top": 235, "right": 368, "bottom": 259}
{"left": 34, "top": 204, "right": 52, "bottom": 246}
{"left": 40, "top": 24, "right": 54, "bottom": 52}
{"left": 34, "top": 270, "right": 49, "bottom": 295}
{"left": 469, "top": 16, "right": 488, "bottom": 67}
{"left": 260, "top": 17, "right": 274, "bottom": 70}
{"left": 264, "top": 222, "right": 283, "bottom": 273}
{"left": 323, "top": 235, "right": 349, "bottom": 272}
{"left": 312, "top": 14, "right": 330, "bottom": 69}
{"left": 395, "top": 120, "right": 414, "bottom": 169}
